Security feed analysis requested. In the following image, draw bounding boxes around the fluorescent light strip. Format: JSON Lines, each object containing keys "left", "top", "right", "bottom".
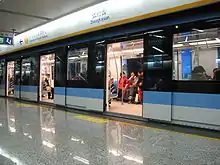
{"left": 152, "top": 46, "right": 164, "bottom": 53}
{"left": 192, "top": 28, "right": 204, "bottom": 32}
{"left": 146, "top": 30, "right": 163, "bottom": 34}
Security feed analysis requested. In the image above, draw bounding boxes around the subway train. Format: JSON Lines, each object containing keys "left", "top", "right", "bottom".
{"left": 0, "top": 0, "right": 220, "bottom": 130}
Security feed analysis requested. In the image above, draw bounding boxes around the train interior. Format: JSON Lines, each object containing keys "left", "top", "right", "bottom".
{"left": 7, "top": 61, "right": 15, "bottom": 97}
{"left": 40, "top": 54, "right": 55, "bottom": 103}
{"left": 173, "top": 27, "right": 220, "bottom": 80}
{"left": 106, "top": 39, "right": 144, "bottom": 116}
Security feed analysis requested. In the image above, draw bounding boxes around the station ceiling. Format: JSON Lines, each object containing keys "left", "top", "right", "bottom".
{"left": 0, "top": 0, "right": 106, "bottom": 35}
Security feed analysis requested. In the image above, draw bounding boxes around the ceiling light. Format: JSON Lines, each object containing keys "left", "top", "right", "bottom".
{"left": 192, "top": 28, "right": 204, "bottom": 32}
{"left": 152, "top": 35, "right": 165, "bottom": 38}
{"left": 146, "top": 30, "right": 163, "bottom": 34}
{"left": 173, "top": 44, "right": 184, "bottom": 48}
{"left": 152, "top": 46, "right": 164, "bottom": 53}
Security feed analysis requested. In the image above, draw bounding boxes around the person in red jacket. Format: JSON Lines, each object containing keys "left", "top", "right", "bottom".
{"left": 117, "top": 72, "right": 128, "bottom": 100}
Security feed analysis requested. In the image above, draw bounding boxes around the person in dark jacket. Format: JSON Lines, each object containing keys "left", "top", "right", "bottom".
{"left": 191, "top": 66, "right": 210, "bottom": 80}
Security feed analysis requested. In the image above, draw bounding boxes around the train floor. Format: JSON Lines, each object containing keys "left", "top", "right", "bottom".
{"left": 0, "top": 98, "right": 220, "bottom": 165}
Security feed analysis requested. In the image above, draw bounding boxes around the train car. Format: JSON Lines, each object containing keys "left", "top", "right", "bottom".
{"left": 0, "top": 0, "right": 220, "bottom": 130}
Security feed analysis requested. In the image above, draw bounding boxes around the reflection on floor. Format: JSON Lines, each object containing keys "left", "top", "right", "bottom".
{"left": 41, "top": 98, "right": 54, "bottom": 103}
{"left": 109, "top": 100, "right": 142, "bottom": 116}
{"left": 0, "top": 98, "right": 220, "bottom": 165}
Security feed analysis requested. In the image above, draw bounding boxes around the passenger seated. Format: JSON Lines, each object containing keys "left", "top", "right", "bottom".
{"left": 213, "top": 68, "right": 220, "bottom": 81}
{"left": 123, "top": 72, "right": 136, "bottom": 101}
{"left": 191, "top": 66, "right": 210, "bottom": 80}
{"left": 127, "top": 72, "right": 139, "bottom": 103}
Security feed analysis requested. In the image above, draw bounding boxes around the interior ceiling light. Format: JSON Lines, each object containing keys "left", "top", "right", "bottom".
{"left": 206, "top": 18, "right": 220, "bottom": 23}
{"left": 192, "top": 28, "right": 204, "bottom": 32}
{"left": 152, "top": 46, "right": 164, "bottom": 53}
{"left": 145, "top": 30, "right": 163, "bottom": 34}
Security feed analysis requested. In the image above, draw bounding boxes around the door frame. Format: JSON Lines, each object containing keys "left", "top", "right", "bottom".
{"left": 38, "top": 53, "right": 56, "bottom": 104}
{"left": 6, "top": 60, "right": 15, "bottom": 98}
{"left": 103, "top": 35, "right": 145, "bottom": 117}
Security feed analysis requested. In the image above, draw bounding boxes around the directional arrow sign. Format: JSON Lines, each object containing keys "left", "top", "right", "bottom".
{"left": 0, "top": 36, "right": 13, "bottom": 45}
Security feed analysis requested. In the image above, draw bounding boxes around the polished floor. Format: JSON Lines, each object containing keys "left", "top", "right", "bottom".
{"left": 0, "top": 98, "right": 220, "bottom": 165}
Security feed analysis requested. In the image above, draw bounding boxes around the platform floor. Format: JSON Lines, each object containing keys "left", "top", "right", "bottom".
{"left": 0, "top": 98, "right": 220, "bottom": 165}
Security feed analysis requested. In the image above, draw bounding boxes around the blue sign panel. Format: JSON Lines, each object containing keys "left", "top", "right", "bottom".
{"left": 0, "top": 36, "right": 13, "bottom": 45}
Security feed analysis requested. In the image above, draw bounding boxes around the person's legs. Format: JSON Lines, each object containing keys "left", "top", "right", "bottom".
{"left": 138, "top": 87, "right": 143, "bottom": 103}
{"left": 117, "top": 89, "right": 122, "bottom": 100}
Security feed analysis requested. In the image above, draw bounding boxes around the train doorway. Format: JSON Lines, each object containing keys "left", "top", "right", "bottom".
{"left": 39, "top": 54, "right": 55, "bottom": 103}
{"left": 106, "top": 38, "right": 144, "bottom": 116}
{"left": 6, "top": 61, "right": 15, "bottom": 97}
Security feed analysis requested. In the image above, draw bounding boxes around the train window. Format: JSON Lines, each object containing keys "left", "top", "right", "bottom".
{"left": 21, "top": 56, "right": 39, "bottom": 86}
{"left": 87, "top": 43, "right": 105, "bottom": 89}
{"left": 55, "top": 48, "right": 66, "bottom": 87}
{"left": 144, "top": 29, "right": 172, "bottom": 91}
{"left": 173, "top": 27, "right": 220, "bottom": 81}
{"left": 14, "top": 59, "right": 21, "bottom": 86}
{"left": 0, "top": 60, "right": 5, "bottom": 96}
{"left": 67, "top": 47, "right": 88, "bottom": 82}
{"left": 0, "top": 60, "right": 5, "bottom": 87}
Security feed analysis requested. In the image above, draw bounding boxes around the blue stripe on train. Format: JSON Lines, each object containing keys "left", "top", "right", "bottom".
{"left": 66, "top": 88, "right": 103, "bottom": 99}
{"left": 143, "top": 91, "right": 220, "bottom": 110}
{"left": 173, "top": 92, "right": 220, "bottom": 110}
{"left": 54, "top": 87, "right": 66, "bottom": 95}
{"left": 20, "top": 86, "right": 38, "bottom": 93}
{"left": 143, "top": 91, "right": 172, "bottom": 105}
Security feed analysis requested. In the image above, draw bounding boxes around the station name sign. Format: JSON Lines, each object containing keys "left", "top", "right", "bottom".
{"left": 0, "top": 36, "right": 13, "bottom": 45}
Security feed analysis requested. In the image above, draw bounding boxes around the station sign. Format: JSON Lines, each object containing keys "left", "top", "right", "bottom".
{"left": 0, "top": 36, "right": 13, "bottom": 45}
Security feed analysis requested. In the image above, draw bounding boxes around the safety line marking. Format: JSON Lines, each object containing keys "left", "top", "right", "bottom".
{"left": 72, "top": 114, "right": 220, "bottom": 141}
{"left": 74, "top": 115, "right": 109, "bottom": 123}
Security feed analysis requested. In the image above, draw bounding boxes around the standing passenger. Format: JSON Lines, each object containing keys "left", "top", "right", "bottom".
{"left": 117, "top": 72, "right": 127, "bottom": 100}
